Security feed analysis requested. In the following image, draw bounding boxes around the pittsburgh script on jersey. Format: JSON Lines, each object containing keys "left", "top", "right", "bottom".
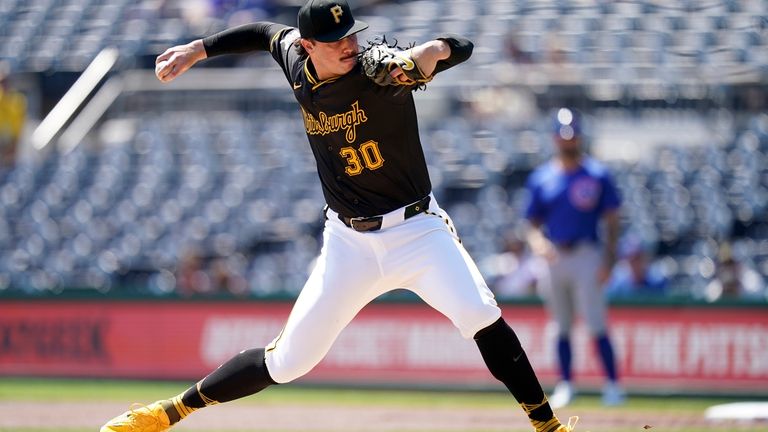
{"left": 301, "top": 101, "right": 368, "bottom": 144}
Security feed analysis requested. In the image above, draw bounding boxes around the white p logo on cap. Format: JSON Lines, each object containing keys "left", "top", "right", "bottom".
{"left": 330, "top": 5, "right": 343, "bottom": 24}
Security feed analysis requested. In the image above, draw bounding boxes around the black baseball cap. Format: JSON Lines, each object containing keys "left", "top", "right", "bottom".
{"left": 298, "top": 0, "right": 368, "bottom": 42}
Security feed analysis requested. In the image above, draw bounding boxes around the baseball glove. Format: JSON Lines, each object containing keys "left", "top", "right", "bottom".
{"left": 358, "top": 37, "right": 432, "bottom": 89}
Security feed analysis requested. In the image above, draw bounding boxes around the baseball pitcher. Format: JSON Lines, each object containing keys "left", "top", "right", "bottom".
{"left": 100, "top": 2, "right": 578, "bottom": 432}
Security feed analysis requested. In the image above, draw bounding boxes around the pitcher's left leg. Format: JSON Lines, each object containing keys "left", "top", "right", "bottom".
{"left": 403, "top": 225, "right": 573, "bottom": 432}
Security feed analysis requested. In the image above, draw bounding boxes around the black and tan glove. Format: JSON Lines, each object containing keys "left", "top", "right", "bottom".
{"left": 358, "top": 38, "right": 432, "bottom": 88}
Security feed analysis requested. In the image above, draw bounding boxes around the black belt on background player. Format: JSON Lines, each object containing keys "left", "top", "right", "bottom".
{"left": 334, "top": 195, "right": 431, "bottom": 232}
{"left": 554, "top": 239, "right": 596, "bottom": 252}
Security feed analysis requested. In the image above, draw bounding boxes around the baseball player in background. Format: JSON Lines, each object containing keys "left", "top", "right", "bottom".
{"left": 100, "top": 1, "right": 577, "bottom": 431}
{"left": 524, "top": 108, "right": 624, "bottom": 408}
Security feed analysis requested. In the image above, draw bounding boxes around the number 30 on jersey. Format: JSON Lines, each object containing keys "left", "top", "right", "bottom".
{"left": 340, "top": 140, "right": 384, "bottom": 176}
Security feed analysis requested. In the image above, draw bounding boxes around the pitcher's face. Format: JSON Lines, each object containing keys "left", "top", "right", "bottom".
{"left": 303, "top": 34, "right": 359, "bottom": 79}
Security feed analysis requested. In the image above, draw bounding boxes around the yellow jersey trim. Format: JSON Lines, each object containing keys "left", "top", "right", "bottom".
{"left": 303, "top": 61, "right": 318, "bottom": 85}
{"left": 303, "top": 59, "right": 342, "bottom": 91}
{"left": 312, "top": 78, "right": 339, "bottom": 91}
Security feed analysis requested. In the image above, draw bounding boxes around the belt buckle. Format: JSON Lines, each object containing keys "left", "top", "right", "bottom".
{"left": 349, "top": 216, "right": 382, "bottom": 232}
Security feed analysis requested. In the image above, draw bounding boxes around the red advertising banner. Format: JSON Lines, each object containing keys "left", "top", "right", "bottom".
{"left": 1, "top": 300, "right": 767, "bottom": 395}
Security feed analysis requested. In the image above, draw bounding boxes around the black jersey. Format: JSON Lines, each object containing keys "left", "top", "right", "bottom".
{"left": 204, "top": 22, "right": 473, "bottom": 217}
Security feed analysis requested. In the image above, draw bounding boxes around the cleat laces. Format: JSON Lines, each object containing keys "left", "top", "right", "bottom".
{"left": 531, "top": 414, "right": 579, "bottom": 432}
{"left": 121, "top": 403, "right": 164, "bottom": 432}
{"left": 565, "top": 416, "right": 579, "bottom": 431}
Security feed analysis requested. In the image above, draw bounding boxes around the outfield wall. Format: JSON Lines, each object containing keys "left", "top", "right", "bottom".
{"left": 2, "top": 299, "right": 767, "bottom": 396}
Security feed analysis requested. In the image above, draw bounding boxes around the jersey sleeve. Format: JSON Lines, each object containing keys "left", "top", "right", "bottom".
{"left": 598, "top": 171, "right": 622, "bottom": 213}
{"left": 524, "top": 175, "right": 546, "bottom": 223}
{"left": 268, "top": 27, "right": 304, "bottom": 85}
{"left": 432, "top": 34, "right": 474, "bottom": 75}
{"left": 202, "top": 22, "right": 289, "bottom": 57}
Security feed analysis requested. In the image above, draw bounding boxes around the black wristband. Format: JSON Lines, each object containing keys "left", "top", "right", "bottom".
{"left": 433, "top": 34, "right": 474, "bottom": 74}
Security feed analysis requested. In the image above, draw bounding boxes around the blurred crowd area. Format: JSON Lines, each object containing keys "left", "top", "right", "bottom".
{"left": 2, "top": 0, "right": 767, "bottom": 76}
{"left": 0, "top": 0, "right": 767, "bottom": 302}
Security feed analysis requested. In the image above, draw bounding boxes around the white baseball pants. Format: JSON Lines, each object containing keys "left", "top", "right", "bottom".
{"left": 264, "top": 195, "right": 501, "bottom": 384}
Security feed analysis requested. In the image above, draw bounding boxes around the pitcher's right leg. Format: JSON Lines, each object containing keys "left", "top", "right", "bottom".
{"left": 101, "top": 222, "right": 385, "bottom": 432}
{"left": 265, "top": 225, "right": 388, "bottom": 383}
{"left": 100, "top": 346, "right": 276, "bottom": 432}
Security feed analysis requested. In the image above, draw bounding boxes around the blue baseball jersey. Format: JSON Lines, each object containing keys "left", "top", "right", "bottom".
{"left": 525, "top": 157, "right": 621, "bottom": 245}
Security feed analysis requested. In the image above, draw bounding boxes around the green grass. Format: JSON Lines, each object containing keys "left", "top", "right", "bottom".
{"left": 0, "top": 377, "right": 748, "bottom": 411}
{"left": 0, "top": 377, "right": 520, "bottom": 407}
{"left": 0, "top": 377, "right": 188, "bottom": 403}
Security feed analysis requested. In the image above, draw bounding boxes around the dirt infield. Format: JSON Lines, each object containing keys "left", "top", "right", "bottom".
{"left": 1, "top": 400, "right": 766, "bottom": 431}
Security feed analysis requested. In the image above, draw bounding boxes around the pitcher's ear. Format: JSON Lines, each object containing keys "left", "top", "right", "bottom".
{"left": 300, "top": 38, "right": 316, "bottom": 54}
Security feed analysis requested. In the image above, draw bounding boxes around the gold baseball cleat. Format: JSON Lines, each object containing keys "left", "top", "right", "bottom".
{"left": 533, "top": 415, "right": 579, "bottom": 432}
{"left": 100, "top": 401, "right": 171, "bottom": 432}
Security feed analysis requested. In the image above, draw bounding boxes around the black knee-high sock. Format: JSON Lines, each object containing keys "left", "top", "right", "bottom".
{"left": 474, "top": 318, "right": 556, "bottom": 426}
{"left": 162, "top": 348, "right": 276, "bottom": 424}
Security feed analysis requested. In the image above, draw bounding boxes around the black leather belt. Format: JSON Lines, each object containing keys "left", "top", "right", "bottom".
{"left": 340, "top": 196, "right": 431, "bottom": 232}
